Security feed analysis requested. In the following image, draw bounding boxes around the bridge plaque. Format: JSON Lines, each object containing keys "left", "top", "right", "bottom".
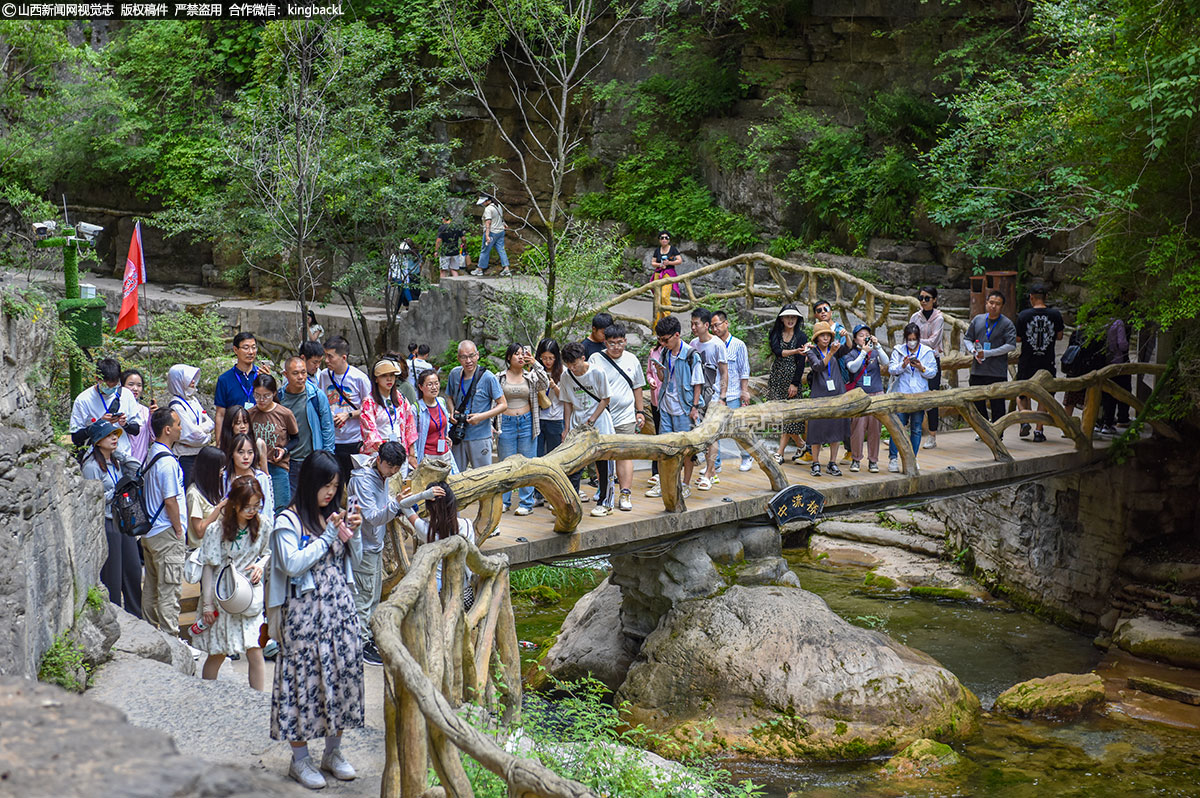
{"left": 768, "top": 484, "right": 825, "bottom": 526}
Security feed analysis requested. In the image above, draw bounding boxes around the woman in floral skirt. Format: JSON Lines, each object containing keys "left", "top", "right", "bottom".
{"left": 268, "top": 450, "right": 364, "bottom": 790}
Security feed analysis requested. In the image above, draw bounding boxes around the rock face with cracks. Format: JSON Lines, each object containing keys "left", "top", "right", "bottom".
{"left": 616, "top": 585, "right": 979, "bottom": 760}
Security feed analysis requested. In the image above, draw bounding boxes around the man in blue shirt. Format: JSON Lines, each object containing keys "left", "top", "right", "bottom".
{"left": 141, "top": 407, "right": 186, "bottom": 634}
{"left": 213, "top": 332, "right": 271, "bottom": 434}
{"left": 446, "top": 339, "right": 507, "bottom": 472}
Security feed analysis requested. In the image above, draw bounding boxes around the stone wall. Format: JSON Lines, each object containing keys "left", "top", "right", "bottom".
{"left": 923, "top": 438, "right": 1200, "bottom": 630}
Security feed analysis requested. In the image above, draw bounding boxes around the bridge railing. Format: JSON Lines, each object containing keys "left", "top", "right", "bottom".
{"left": 553, "top": 251, "right": 974, "bottom": 354}
{"left": 408, "top": 363, "right": 1168, "bottom": 543}
{"left": 371, "top": 534, "right": 599, "bottom": 798}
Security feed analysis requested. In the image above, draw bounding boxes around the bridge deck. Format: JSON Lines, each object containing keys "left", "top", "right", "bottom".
{"left": 480, "top": 428, "right": 1108, "bottom": 567}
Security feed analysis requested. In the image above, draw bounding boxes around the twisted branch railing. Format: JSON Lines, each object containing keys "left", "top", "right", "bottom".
{"left": 404, "top": 363, "right": 1167, "bottom": 543}
{"left": 372, "top": 534, "right": 598, "bottom": 798}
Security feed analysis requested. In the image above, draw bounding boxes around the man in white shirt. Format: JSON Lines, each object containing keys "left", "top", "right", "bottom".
{"left": 318, "top": 335, "right": 373, "bottom": 484}
{"left": 70, "top": 358, "right": 141, "bottom": 457}
{"left": 688, "top": 308, "right": 729, "bottom": 491}
{"left": 141, "top": 407, "right": 187, "bottom": 634}
{"left": 560, "top": 342, "right": 615, "bottom": 518}
{"left": 711, "top": 310, "right": 753, "bottom": 472}
{"left": 587, "top": 324, "right": 646, "bottom": 512}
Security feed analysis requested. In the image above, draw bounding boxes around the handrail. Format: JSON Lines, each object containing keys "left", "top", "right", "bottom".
{"left": 552, "top": 251, "right": 974, "bottom": 353}
{"left": 372, "top": 534, "right": 599, "bottom": 798}
{"left": 408, "top": 363, "right": 1168, "bottom": 542}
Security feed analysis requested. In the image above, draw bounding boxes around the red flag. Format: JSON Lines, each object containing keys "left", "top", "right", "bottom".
{"left": 115, "top": 221, "right": 146, "bottom": 332}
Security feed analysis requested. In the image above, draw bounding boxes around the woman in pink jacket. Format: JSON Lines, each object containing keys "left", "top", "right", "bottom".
{"left": 360, "top": 360, "right": 417, "bottom": 461}
{"left": 909, "top": 286, "right": 945, "bottom": 449}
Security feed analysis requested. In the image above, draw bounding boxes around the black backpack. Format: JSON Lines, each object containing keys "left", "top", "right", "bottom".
{"left": 112, "top": 450, "right": 177, "bottom": 538}
{"left": 1061, "top": 330, "right": 1107, "bottom": 378}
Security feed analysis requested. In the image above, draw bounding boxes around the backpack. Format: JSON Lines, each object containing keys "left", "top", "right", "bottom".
{"left": 111, "top": 450, "right": 177, "bottom": 538}
{"left": 1061, "top": 329, "right": 1107, "bottom": 378}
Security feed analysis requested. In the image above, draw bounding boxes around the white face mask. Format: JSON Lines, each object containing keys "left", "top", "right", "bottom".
{"left": 185, "top": 383, "right": 197, "bottom": 398}
{"left": 907, "top": 341, "right": 918, "bottom": 353}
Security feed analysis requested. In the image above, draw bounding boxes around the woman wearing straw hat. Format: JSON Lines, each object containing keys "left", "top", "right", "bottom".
{"left": 804, "top": 320, "right": 852, "bottom": 477}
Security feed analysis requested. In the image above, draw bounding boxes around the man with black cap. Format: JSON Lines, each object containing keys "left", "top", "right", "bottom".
{"left": 469, "top": 194, "right": 512, "bottom": 277}
{"left": 1015, "top": 283, "right": 1064, "bottom": 442}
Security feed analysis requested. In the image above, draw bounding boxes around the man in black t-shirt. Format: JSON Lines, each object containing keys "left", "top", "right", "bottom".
{"left": 1015, "top": 283, "right": 1064, "bottom": 441}
{"left": 435, "top": 215, "right": 465, "bottom": 277}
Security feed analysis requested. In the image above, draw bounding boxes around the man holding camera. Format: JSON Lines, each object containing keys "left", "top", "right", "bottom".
{"left": 446, "top": 340, "right": 506, "bottom": 472}
{"left": 70, "top": 357, "right": 141, "bottom": 457}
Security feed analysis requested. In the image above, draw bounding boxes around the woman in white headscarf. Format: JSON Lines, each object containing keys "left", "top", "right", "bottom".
{"left": 167, "top": 363, "right": 215, "bottom": 487}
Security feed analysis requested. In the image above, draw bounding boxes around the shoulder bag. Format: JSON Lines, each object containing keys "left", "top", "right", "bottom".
{"left": 449, "top": 369, "right": 484, "bottom": 445}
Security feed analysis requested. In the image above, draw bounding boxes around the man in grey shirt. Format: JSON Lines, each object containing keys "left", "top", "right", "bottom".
{"left": 962, "top": 290, "right": 1017, "bottom": 426}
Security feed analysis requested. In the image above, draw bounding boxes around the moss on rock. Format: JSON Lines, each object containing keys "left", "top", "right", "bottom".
{"left": 881, "top": 738, "right": 963, "bottom": 778}
{"left": 992, "top": 672, "right": 1105, "bottom": 720}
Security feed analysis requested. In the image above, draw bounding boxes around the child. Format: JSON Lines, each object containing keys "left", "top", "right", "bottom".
{"left": 249, "top": 374, "right": 300, "bottom": 512}
{"left": 194, "top": 475, "right": 271, "bottom": 690}
{"left": 559, "top": 342, "right": 616, "bottom": 517}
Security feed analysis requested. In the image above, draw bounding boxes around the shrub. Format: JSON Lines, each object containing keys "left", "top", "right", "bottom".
{"left": 38, "top": 633, "right": 90, "bottom": 693}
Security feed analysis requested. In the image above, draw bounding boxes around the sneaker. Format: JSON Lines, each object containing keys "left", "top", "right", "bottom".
{"left": 618, "top": 491, "right": 633, "bottom": 511}
{"left": 923, "top": 438, "right": 937, "bottom": 450}
{"left": 681, "top": 486, "right": 691, "bottom": 498}
{"left": 827, "top": 463, "right": 842, "bottom": 476}
{"left": 469, "top": 268, "right": 484, "bottom": 276}
{"left": 647, "top": 474, "right": 660, "bottom": 487}
{"left": 888, "top": 458, "right": 900, "bottom": 473}
{"left": 499, "top": 268, "right": 513, "bottom": 277}
{"left": 514, "top": 506, "right": 533, "bottom": 516}
{"left": 645, "top": 484, "right": 662, "bottom": 498}
{"left": 739, "top": 458, "right": 754, "bottom": 472}
{"left": 1032, "top": 430, "right": 1047, "bottom": 443}
{"left": 711, "top": 473, "right": 720, "bottom": 485}
{"left": 841, "top": 450, "right": 853, "bottom": 462}
{"left": 362, "top": 642, "right": 383, "bottom": 666}
{"left": 578, "top": 490, "right": 591, "bottom": 503}
{"left": 772, "top": 452, "right": 784, "bottom": 464}
{"left": 868, "top": 461, "right": 879, "bottom": 473}
{"left": 791, "top": 450, "right": 804, "bottom": 463}
{"left": 321, "top": 748, "right": 356, "bottom": 781}
{"left": 187, "top": 643, "right": 204, "bottom": 661}
{"left": 589, "top": 505, "right": 612, "bottom": 517}
{"left": 1019, "top": 423, "right": 1031, "bottom": 437}
{"left": 289, "top": 757, "right": 327, "bottom": 790}
{"left": 800, "top": 446, "right": 814, "bottom": 462}
{"left": 1098, "top": 425, "right": 1118, "bottom": 436}
{"left": 696, "top": 476, "right": 712, "bottom": 491}
{"left": 503, "top": 504, "right": 511, "bottom": 513}
{"left": 849, "top": 460, "right": 860, "bottom": 473}
{"left": 810, "top": 462, "right": 821, "bottom": 477}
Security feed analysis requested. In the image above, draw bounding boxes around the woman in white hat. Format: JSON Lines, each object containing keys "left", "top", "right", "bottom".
{"left": 360, "top": 358, "right": 417, "bottom": 461}
{"left": 766, "top": 304, "right": 809, "bottom": 463}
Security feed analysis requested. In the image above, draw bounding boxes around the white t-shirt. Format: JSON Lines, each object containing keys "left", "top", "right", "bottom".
{"left": 318, "top": 365, "right": 372, "bottom": 445}
{"left": 142, "top": 442, "right": 185, "bottom": 538}
{"left": 482, "top": 203, "right": 504, "bottom": 235}
{"left": 70, "top": 385, "right": 141, "bottom": 458}
{"left": 587, "top": 351, "right": 645, "bottom": 428}
{"left": 560, "top": 366, "right": 615, "bottom": 434}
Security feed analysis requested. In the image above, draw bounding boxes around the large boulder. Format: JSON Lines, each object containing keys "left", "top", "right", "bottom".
{"left": 1113, "top": 616, "right": 1200, "bottom": 669}
{"left": 616, "top": 585, "right": 979, "bottom": 761}
{"left": 539, "top": 579, "right": 634, "bottom": 693}
{"left": 880, "top": 738, "right": 963, "bottom": 779}
{"left": 112, "top": 608, "right": 197, "bottom": 676}
{"left": 992, "top": 672, "right": 1106, "bottom": 720}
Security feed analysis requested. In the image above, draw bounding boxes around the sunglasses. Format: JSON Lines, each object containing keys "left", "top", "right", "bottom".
{"left": 919, "top": 295, "right": 933, "bottom": 302}
{"left": 659, "top": 236, "right": 670, "bottom": 240}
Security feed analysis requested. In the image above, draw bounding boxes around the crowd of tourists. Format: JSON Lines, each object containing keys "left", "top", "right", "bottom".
{"left": 73, "top": 257, "right": 1132, "bottom": 788}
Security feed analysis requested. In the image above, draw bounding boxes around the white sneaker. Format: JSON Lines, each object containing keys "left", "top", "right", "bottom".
{"left": 618, "top": 492, "right": 633, "bottom": 511}
{"left": 321, "top": 748, "right": 356, "bottom": 781}
{"left": 500, "top": 268, "right": 513, "bottom": 277}
{"left": 644, "top": 484, "right": 662, "bottom": 498}
{"left": 696, "top": 476, "right": 712, "bottom": 491}
{"left": 290, "top": 757, "right": 327, "bottom": 789}
{"left": 589, "top": 505, "right": 612, "bottom": 517}
{"left": 888, "top": 458, "right": 900, "bottom": 473}
{"left": 514, "top": 506, "right": 532, "bottom": 516}
{"left": 738, "top": 458, "right": 754, "bottom": 472}
{"left": 647, "top": 474, "right": 659, "bottom": 487}
{"left": 682, "top": 485, "right": 691, "bottom": 498}
{"left": 578, "top": 490, "right": 590, "bottom": 503}
{"left": 469, "top": 268, "right": 484, "bottom": 276}
{"left": 923, "top": 438, "right": 937, "bottom": 449}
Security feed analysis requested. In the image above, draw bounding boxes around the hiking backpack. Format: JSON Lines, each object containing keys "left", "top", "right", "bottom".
{"left": 111, "top": 450, "right": 176, "bottom": 537}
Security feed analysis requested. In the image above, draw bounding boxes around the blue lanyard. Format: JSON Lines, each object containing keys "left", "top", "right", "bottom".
{"left": 235, "top": 366, "right": 257, "bottom": 403}
{"left": 330, "top": 368, "right": 352, "bottom": 403}
{"left": 173, "top": 397, "right": 199, "bottom": 424}
{"left": 665, "top": 350, "right": 677, "bottom": 385}
{"left": 428, "top": 402, "right": 444, "bottom": 436}
{"left": 907, "top": 345, "right": 921, "bottom": 374}
{"left": 459, "top": 370, "right": 474, "bottom": 403}
{"left": 983, "top": 317, "right": 999, "bottom": 341}
{"left": 818, "top": 345, "right": 833, "bottom": 379}
{"left": 106, "top": 461, "right": 120, "bottom": 485}
{"left": 382, "top": 397, "right": 398, "bottom": 432}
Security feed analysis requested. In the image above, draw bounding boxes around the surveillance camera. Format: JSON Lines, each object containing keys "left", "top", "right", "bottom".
{"left": 75, "top": 222, "right": 104, "bottom": 242}
{"left": 33, "top": 220, "right": 57, "bottom": 239}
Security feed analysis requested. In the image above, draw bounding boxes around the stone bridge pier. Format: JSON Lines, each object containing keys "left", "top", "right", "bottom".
{"left": 609, "top": 521, "right": 800, "bottom": 654}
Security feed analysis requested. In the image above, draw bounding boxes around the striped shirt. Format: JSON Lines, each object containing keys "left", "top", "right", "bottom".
{"left": 717, "top": 333, "right": 750, "bottom": 401}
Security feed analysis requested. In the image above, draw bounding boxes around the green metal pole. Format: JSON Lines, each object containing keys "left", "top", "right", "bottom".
{"left": 63, "top": 238, "right": 82, "bottom": 399}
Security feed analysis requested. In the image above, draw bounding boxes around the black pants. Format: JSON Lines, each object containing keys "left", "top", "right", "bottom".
{"left": 570, "top": 459, "right": 612, "bottom": 506}
{"left": 102, "top": 518, "right": 143, "bottom": 618}
{"left": 650, "top": 405, "right": 661, "bottom": 477}
{"left": 969, "top": 374, "right": 1008, "bottom": 424}
{"left": 334, "top": 441, "right": 361, "bottom": 487}
{"left": 178, "top": 454, "right": 196, "bottom": 490}
{"left": 1101, "top": 373, "right": 1132, "bottom": 425}
{"left": 926, "top": 357, "right": 942, "bottom": 432}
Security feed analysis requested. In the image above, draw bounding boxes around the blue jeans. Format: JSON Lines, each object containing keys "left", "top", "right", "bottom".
{"left": 714, "top": 397, "right": 751, "bottom": 471}
{"left": 660, "top": 411, "right": 692, "bottom": 434}
{"left": 888, "top": 410, "right": 924, "bottom": 461}
{"left": 498, "top": 411, "right": 536, "bottom": 510}
{"left": 479, "top": 229, "right": 509, "bottom": 272}
{"left": 269, "top": 463, "right": 291, "bottom": 512}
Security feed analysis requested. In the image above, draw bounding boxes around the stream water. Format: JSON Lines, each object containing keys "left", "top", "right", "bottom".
{"left": 513, "top": 553, "right": 1200, "bottom": 797}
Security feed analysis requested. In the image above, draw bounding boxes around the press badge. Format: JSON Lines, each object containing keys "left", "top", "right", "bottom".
{"left": 244, "top": 401, "right": 256, "bottom": 409}
{"left": 825, "top": 379, "right": 836, "bottom": 391}
{"left": 982, "top": 342, "right": 991, "bottom": 352}
{"left": 862, "top": 375, "right": 872, "bottom": 388}
{"left": 437, "top": 439, "right": 447, "bottom": 453}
